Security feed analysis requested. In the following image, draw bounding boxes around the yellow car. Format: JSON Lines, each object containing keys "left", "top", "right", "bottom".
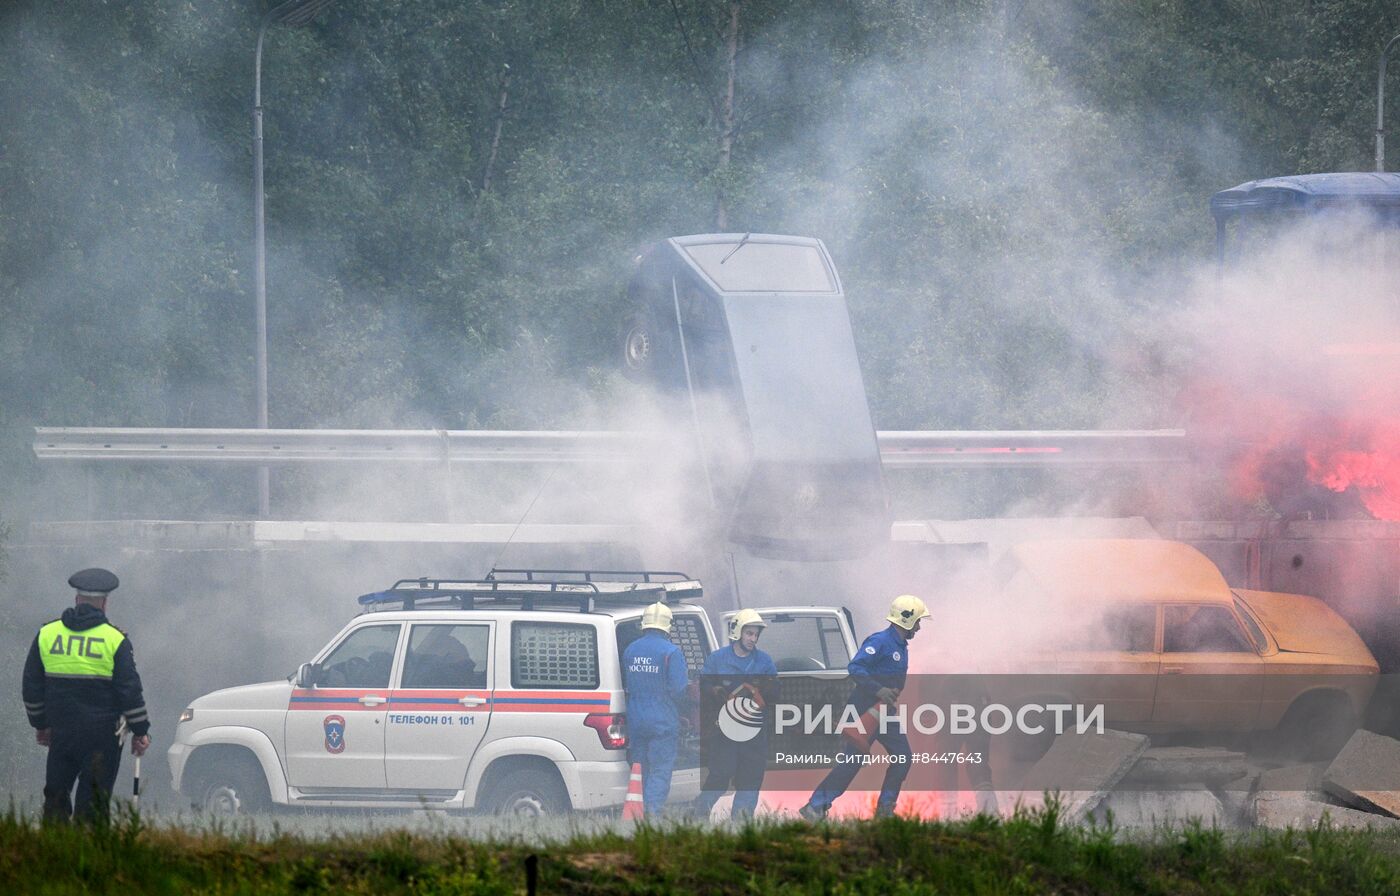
{"left": 994, "top": 539, "right": 1378, "bottom": 757}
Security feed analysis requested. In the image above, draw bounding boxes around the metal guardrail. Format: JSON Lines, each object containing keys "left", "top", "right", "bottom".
{"left": 875, "top": 429, "right": 1189, "bottom": 467}
{"left": 33, "top": 427, "right": 1189, "bottom": 467}
{"left": 31, "top": 427, "right": 662, "bottom": 464}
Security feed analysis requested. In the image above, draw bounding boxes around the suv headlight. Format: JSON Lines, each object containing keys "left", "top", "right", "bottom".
{"left": 178, "top": 708, "right": 194, "bottom": 724}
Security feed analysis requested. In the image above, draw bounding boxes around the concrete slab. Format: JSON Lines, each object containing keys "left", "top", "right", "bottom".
{"left": 1255, "top": 762, "right": 1326, "bottom": 796}
{"left": 1092, "top": 787, "right": 1232, "bottom": 830}
{"left": 1254, "top": 793, "right": 1400, "bottom": 831}
{"left": 1322, "top": 729, "right": 1400, "bottom": 818}
{"left": 1216, "top": 773, "right": 1259, "bottom": 828}
{"left": 1016, "top": 730, "right": 1150, "bottom": 823}
{"left": 1120, "top": 747, "right": 1248, "bottom": 787}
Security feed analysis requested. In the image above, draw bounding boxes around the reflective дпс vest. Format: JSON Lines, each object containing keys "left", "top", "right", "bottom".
{"left": 23, "top": 603, "right": 150, "bottom": 738}
{"left": 37, "top": 619, "right": 125, "bottom": 680}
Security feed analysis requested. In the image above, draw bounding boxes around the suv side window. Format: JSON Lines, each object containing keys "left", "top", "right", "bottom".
{"left": 1163, "top": 606, "right": 1253, "bottom": 653}
{"left": 318, "top": 624, "right": 400, "bottom": 688}
{"left": 403, "top": 624, "right": 490, "bottom": 689}
{"left": 512, "top": 622, "right": 599, "bottom": 689}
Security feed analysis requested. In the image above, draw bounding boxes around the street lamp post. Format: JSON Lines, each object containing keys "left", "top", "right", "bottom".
{"left": 1376, "top": 33, "right": 1400, "bottom": 172}
{"left": 253, "top": 0, "right": 337, "bottom": 516}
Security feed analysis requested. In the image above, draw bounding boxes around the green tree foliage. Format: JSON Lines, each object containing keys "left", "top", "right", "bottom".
{"left": 2, "top": 0, "right": 1398, "bottom": 518}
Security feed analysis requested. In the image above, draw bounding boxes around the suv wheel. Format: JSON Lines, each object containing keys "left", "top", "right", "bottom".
{"left": 619, "top": 308, "right": 681, "bottom": 386}
{"left": 484, "top": 768, "right": 570, "bottom": 818}
{"left": 622, "top": 313, "right": 654, "bottom": 374}
{"left": 198, "top": 758, "right": 270, "bottom": 817}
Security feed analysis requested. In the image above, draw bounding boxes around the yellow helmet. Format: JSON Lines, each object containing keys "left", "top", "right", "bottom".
{"left": 641, "top": 601, "right": 673, "bottom": 633}
{"left": 886, "top": 594, "right": 930, "bottom": 631}
{"left": 728, "top": 608, "right": 768, "bottom": 641}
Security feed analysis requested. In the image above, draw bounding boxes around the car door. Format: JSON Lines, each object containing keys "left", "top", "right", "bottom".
{"left": 1152, "top": 603, "right": 1264, "bottom": 730}
{"left": 285, "top": 622, "right": 402, "bottom": 791}
{"left": 1054, "top": 603, "right": 1160, "bottom": 725}
{"left": 384, "top": 622, "right": 494, "bottom": 798}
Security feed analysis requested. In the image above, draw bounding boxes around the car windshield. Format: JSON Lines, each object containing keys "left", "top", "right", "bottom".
{"left": 1232, "top": 597, "right": 1267, "bottom": 652}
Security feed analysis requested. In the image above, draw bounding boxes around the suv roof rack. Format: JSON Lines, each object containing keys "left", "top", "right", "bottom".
{"left": 486, "top": 568, "right": 692, "bottom": 584}
{"left": 357, "top": 570, "right": 702, "bottom": 614}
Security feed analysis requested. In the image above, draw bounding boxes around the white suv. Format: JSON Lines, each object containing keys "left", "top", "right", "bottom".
{"left": 168, "top": 570, "right": 854, "bottom": 816}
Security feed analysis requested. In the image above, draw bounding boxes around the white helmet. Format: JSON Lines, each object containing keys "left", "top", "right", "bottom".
{"left": 728, "top": 608, "right": 768, "bottom": 641}
{"left": 886, "top": 594, "right": 930, "bottom": 631}
{"left": 641, "top": 601, "right": 673, "bottom": 633}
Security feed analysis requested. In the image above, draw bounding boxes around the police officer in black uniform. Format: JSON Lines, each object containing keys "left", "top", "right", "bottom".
{"left": 22, "top": 568, "right": 151, "bottom": 823}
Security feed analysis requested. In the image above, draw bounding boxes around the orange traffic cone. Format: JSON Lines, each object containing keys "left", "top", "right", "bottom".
{"left": 622, "top": 762, "right": 645, "bottom": 820}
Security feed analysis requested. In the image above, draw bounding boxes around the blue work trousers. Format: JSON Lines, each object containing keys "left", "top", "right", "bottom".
{"left": 694, "top": 735, "right": 767, "bottom": 820}
{"left": 808, "top": 726, "right": 912, "bottom": 816}
{"left": 630, "top": 729, "right": 678, "bottom": 816}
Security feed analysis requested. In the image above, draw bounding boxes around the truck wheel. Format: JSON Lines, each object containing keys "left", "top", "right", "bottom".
{"left": 484, "top": 767, "right": 570, "bottom": 818}
{"left": 199, "top": 758, "right": 270, "bottom": 817}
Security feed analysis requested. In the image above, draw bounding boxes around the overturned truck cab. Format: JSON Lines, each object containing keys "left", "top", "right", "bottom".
{"left": 621, "top": 234, "right": 888, "bottom": 560}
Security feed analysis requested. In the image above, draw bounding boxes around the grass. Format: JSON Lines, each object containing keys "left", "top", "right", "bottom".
{"left": 4, "top": 804, "right": 1400, "bottom": 894}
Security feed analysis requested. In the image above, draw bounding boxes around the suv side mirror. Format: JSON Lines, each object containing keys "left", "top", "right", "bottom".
{"left": 295, "top": 662, "right": 321, "bottom": 689}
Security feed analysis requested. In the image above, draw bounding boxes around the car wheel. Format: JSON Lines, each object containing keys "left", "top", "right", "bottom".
{"left": 198, "top": 758, "right": 270, "bottom": 817}
{"left": 1275, "top": 693, "right": 1358, "bottom": 761}
{"left": 1009, "top": 725, "right": 1057, "bottom": 762}
{"left": 484, "top": 767, "right": 570, "bottom": 818}
{"left": 1007, "top": 694, "right": 1065, "bottom": 762}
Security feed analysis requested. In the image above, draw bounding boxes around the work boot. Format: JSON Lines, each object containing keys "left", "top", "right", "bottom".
{"left": 798, "top": 802, "right": 827, "bottom": 822}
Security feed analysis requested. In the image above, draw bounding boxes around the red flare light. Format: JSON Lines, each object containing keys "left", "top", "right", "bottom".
{"left": 1304, "top": 422, "right": 1400, "bottom": 521}
{"left": 1182, "top": 355, "right": 1400, "bottom": 521}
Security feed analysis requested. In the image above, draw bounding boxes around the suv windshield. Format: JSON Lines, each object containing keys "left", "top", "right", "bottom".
{"left": 681, "top": 241, "right": 835, "bottom": 293}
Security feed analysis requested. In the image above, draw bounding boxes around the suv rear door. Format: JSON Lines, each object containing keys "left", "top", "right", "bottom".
{"left": 384, "top": 621, "right": 495, "bottom": 798}
{"left": 615, "top": 608, "right": 717, "bottom": 774}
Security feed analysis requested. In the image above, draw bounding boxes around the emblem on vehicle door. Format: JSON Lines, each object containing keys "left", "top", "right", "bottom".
{"left": 323, "top": 715, "right": 346, "bottom": 754}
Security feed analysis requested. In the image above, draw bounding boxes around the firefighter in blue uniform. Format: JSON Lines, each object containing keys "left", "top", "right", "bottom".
{"left": 22, "top": 568, "right": 151, "bottom": 823}
{"left": 800, "top": 594, "right": 930, "bottom": 820}
{"left": 622, "top": 601, "right": 690, "bottom": 815}
{"left": 693, "top": 608, "right": 778, "bottom": 820}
